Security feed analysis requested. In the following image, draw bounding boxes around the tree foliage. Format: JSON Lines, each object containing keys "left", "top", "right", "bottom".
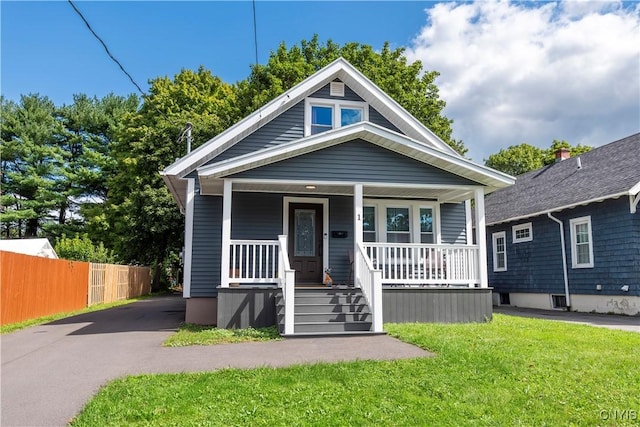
{"left": 485, "top": 140, "right": 594, "bottom": 176}
{"left": 55, "top": 234, "right": 116, "bottom": 263}
{"left": 0, "top": 93, "right": 137, "bottom": 240}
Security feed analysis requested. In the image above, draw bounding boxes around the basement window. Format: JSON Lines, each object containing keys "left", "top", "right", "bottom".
{"left": 552, "top": 294, "right": 567, "bottom": 309}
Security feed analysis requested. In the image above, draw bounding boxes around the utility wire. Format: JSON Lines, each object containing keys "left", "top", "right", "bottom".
{"left": 68, "top": 0, "right": 145, "bottom": 96}
{"left": 68, "top": 0, "right": 189, "bottom": 150}
{"left": 252, "top": 0, "right": 259, "bottom": 66}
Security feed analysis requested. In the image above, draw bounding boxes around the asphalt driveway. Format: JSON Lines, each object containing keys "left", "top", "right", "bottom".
{"left": 1, "top": 295, "right": 429, "bottom": 427}
{"left": 495, "top": 306, "right": 640, "bottom": 333}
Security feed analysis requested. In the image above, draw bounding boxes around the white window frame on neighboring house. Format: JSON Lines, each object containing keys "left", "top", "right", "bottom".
{"left": 492, "top": 231, "right": 507, "bottom": 272}
{"left": 570, "top": 216, "right": 594, "bottom": 268}
{"left": 512, "top": 222, "right": 533, "bottom": 243}
{"left": 304, "top": 97, "right": 368, "bottom": 136}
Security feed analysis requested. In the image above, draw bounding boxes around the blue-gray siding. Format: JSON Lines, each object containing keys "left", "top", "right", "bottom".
{"left": 441, "top": 203, "right": 468, "bottom": 244}
{"left": 214, "top": 102, "right": 305, "bottom": 162}
{"left": 190, "top": 181, "right": 222, "bottom": 297}
{"left": 230, "top": 139, "right": 476, "bottom": 186}
{"left": 369, "top": 107, "right": 401, "bottom": 133}
{"left": 488, "top": 197, "right": 640, "bottom": 297}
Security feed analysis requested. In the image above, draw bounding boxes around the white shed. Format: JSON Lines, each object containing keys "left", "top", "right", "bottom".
{"left": 0, "top": 238, "right": 58, "bottom": 259}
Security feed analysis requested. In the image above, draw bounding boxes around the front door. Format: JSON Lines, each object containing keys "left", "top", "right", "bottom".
{"left": 288, "top": 203, "right": 323, "bottom": 284}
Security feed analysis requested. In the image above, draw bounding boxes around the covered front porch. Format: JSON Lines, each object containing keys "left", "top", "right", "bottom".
{"left": 206, "top": 179, "right": 490, "bottom": 335}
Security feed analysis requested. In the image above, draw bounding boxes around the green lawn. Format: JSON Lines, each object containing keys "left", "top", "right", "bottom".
{"left": 71, "top": 315, "right": 640, "bottom": 426}
{"left": 164, "top": 324, "right": 281, "bottom": 347}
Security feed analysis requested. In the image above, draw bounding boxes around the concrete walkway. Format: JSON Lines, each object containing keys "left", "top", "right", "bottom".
{"left": 1, "top": 295, "right": 429, "bottom": 427}
{"left": 494, "top": 306, "right": 640, "bottom": 333}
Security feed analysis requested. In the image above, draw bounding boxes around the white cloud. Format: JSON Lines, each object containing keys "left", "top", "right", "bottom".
{"left": 406, "top": 0, "right": 640, "bottom": 163}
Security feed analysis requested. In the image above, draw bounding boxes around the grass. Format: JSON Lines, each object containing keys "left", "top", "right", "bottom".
{"left": 0, "top": 296, "right": 150, "bottom": 334}
{"left": 163, "top": 324, "right": 281, "bottom": 347}
{"left": 71, "top": 314, "right": 640, "bottom": 426}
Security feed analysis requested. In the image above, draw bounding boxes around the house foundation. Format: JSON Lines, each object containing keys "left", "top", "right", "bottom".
{"left": 185, "top": 297, "right": 218, "bottom": 325}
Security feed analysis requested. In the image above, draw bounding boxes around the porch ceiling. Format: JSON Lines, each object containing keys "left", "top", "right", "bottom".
{"left": 198, "top": 179, "right": 476, "bottom": 202}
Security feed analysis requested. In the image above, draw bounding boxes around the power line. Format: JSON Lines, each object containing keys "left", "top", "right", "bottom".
{"left": 252, "top": 0, "right": 259, "bottom": 66}
{"left": 68, "top": 0, "right": 190, "bottom": 150}
{"left": 67, "top": 0, "right": 145, "bottom": 96}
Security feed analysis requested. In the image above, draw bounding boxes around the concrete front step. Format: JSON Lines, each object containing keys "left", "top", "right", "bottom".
{"left": 294, "top": 303, "right": 369, "bottom": 314}
{"left": 294, "top": 312, "right": 371, "bottom": 323}
{"left": 295, "top": 321, "right": 372, "bottom": 333}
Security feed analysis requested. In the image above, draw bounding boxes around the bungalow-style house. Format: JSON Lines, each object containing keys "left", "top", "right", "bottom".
{"left": 485, "top": 134, "right": 640, "bottom": 316}
{"left": 162, "top": 58, "right": 515, "bottom": 335}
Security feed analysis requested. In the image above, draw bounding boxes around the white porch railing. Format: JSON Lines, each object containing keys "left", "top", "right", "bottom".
{"left": 363, "top": 243, "right": 480, "bottom": 286}
{"left": 229, "top": 240, "right": 280, "bottom": 283}
{"left": 356, "top": 243, "right": 383, "bottom": 332}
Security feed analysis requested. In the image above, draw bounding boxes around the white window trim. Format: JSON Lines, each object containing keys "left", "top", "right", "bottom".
{"left": 304, "top": 97, "right": 368, "bottom": 136}
{"left": 492, "top": 231, "right": 507, "bottom": 272}
{"left": 569, "top": 216, "right": 594, "bottom": 268}
{"left": 512, "top": 222, "right": 533, "bottom": 243}
{"left": 363, "top": 199, "right": 440, "bottom": 243}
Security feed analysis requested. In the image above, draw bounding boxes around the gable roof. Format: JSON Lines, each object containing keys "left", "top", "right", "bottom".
{"left": 0, "top": 238, "right": 58, "bottom": 259}
{"left": 485, "top": 133, "right": 640, "bottom": 225}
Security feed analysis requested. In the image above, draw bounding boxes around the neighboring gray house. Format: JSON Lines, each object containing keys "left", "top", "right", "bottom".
{"left": 162, "top": 58, "right": 515, "bottom": 335}
{"left": 486, "top": 134, "right": 640, "bottom": 316}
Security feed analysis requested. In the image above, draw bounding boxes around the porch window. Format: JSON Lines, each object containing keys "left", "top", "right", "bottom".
{"left": 512, "top": 222, "right": 532, "bottom": 243}
{"left": 305, "top": 98, "right": 368, "bottom": 136}
{"left": 492, "top": 231, "right": 507, "bottom": 272}
{"left": 570, "top": 216, "right": 593, "bottom": 268}
{"left": 363, "top": 206, "right": 376, "bottom": 242}
{"left": 386, "top": 207, "right": 410, "bottom": 243}
{"left": 420, "top": 208, "right": 434, "bottom": 243}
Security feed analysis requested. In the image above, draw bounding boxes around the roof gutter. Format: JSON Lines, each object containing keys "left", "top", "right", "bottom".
{"left": 547, "top": 212, "right": 571, "bottom": 310}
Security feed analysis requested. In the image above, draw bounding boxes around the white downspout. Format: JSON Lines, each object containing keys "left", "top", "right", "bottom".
{"left": 547, "top": 212, "right": 571, "bottom": 310}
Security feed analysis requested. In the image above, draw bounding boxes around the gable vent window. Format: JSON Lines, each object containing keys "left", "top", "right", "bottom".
{"left": 330, "top": 81, "right": 345, "bottom": 97}
{"left": 305, "top": 97, "right": 368, "bottom": 136}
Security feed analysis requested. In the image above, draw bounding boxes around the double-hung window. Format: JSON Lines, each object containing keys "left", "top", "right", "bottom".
{"left": 492, "top": 231, "right": 507, "bottom": 272}
{"left": 386, "top": 207, "right": 410, "bottom": 243}
{"left": 570, "top": 216, "right": 594, "bottom": 268}
{"left": 363, "top": 206, "right": 376, "bottom": 242}
{"left": 306, "top": 98, "right": 367, "bottom": 136}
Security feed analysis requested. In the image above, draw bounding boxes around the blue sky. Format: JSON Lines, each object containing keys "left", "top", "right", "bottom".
{"left": 2, "top": 1, "right": 639, "bottom": 163}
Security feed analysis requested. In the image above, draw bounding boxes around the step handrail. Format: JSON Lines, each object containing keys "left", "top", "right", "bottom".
{"left": 278, "top": 235, "right": 295, "bottom": 335}
{"left": 356, "top": 243, "right": 383, "bottom": 332}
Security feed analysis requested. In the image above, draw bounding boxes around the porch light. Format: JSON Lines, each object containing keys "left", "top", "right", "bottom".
{"left": 305, "top": 185, "right": 316, "bottom": 190}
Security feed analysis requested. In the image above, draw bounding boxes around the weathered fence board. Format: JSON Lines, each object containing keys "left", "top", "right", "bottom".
{"left": 87, "top": 264, "right": 151, "bottom": 305}
{"left": 1, "top": 251, "right": 89, "bottom": 325}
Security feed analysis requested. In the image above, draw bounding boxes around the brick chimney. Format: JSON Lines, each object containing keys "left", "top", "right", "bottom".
{"left": 555, "top": 147, "right": 570, "bottom": 162}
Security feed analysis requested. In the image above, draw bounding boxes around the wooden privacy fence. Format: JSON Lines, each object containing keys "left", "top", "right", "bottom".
{"left": 1, "top": 251, "right": 151, "bottom": 326}
{"left": 88, "top": 263, "right": 151, "bottom": 306}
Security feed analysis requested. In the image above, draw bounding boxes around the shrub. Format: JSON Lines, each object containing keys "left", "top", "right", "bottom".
{"left": 55, "top": 235, "right": 116, "bottom": 263}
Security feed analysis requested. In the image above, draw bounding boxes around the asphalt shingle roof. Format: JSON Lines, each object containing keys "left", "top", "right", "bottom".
{"left": 485, "top": 133, "right": 640, "bottom": 225}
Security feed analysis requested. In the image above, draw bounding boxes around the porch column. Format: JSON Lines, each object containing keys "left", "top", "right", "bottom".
{"left": 475, "top": 188, "right": 488, "bottom": 288}
{"left": 220, "top": 179, "right": 232, "bottom": 288}
{"left": 182, "top": 178, "right": 195, "bottom": 297}
{"left": 353, "top": 183, "right": 363, "bottom": 282}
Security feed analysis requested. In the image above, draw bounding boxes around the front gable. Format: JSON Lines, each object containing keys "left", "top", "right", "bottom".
{"left": 163, "top": 57, "right": 515, "bottom": 210}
